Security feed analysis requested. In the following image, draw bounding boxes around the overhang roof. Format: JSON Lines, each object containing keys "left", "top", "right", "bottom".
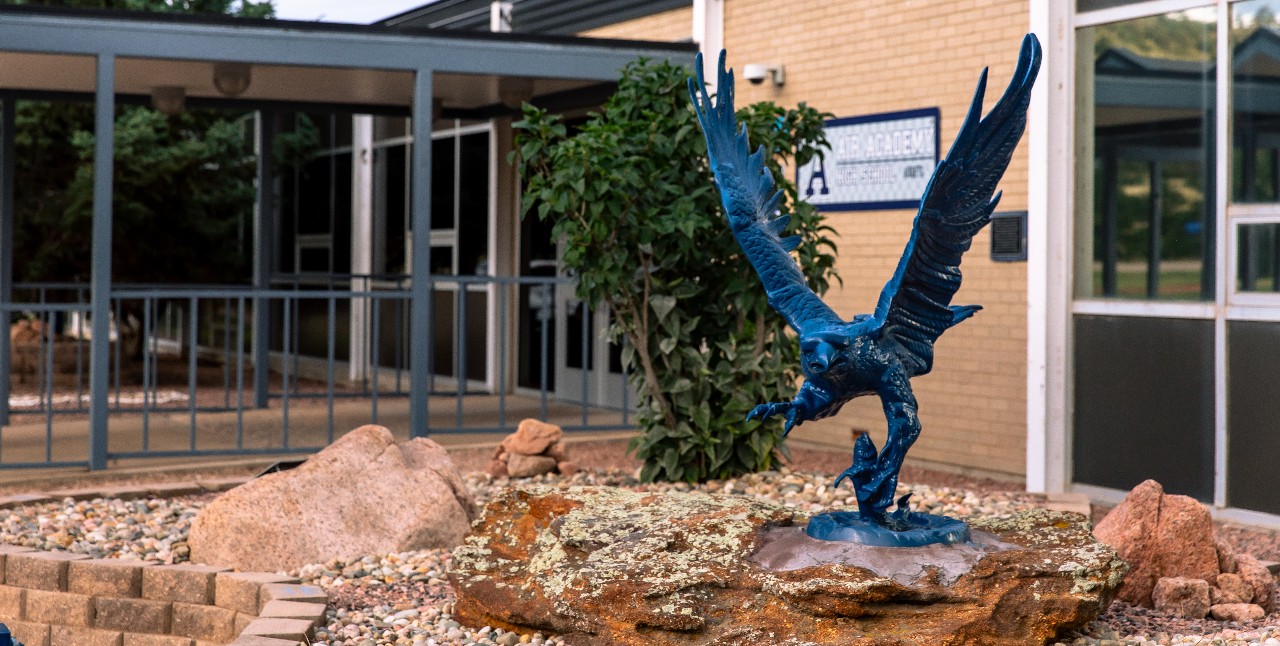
{"left": 381, "top": 0, "right": 692, "bottom": 36}
{"left": 0, "top": 4, "right": 696, "bottom": 115}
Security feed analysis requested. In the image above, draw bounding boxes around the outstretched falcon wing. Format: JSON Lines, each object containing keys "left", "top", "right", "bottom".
{"left": 872, "top": 34, "right": 1041, "bottom": 376}
{"left": 688, "top": 50, "right": 841, "bottom": 333}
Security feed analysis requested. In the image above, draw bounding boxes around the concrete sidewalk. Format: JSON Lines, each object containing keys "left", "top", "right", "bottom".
{"left": 0, "top": 394, "right": 636, "bottom": 486}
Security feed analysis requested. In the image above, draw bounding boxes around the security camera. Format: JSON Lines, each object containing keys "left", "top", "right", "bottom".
{"left": 742, "top": 64, "right": 770, "bottom": 85}
{"left": 741, "top": 63, "right": 784, "bottom": 87}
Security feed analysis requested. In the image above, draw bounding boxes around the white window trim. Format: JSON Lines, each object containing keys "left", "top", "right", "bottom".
{"left": 1074, "top": 0, "right": 1214, "bottom": 28}
{"left": 1071, "top": 299, "right": 1216, "bottom": 318}
{"left": 1028, "top": 1, "right": 1074, "bottom": 494}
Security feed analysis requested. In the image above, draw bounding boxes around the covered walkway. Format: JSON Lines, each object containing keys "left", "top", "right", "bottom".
{"left": 0, "top": 5, "right": 693, "bottom": 469}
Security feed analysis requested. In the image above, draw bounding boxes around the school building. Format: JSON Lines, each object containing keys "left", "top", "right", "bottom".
{"left": 1, "top": 0, "right": 1277, "bottom": 526}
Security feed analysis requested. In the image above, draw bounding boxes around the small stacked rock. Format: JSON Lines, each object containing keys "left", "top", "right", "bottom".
{"left": 1094, "top": 479, "right": 1277, "bottom": 621}
{"left": 10, "top": 319, "right": 49, "bottom": 343}
{"left": 487, "top": 419, "right": 576, "bottom": 478}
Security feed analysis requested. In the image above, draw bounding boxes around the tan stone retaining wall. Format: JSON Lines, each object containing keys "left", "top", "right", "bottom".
{"left": 0, "top": 483, "right": 327, "bottom": 646}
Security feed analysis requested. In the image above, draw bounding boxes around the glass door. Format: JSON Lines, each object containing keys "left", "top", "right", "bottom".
{"left": 428, "top": 124, "right": 492, "bottom": 391}
{"left": 553, "top": 254, "right": 628, "bottom": 408}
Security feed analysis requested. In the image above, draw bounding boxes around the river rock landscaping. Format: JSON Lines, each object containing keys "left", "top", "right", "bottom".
{"left": 0, "top": 440, "right": 1278, "bottom": 645}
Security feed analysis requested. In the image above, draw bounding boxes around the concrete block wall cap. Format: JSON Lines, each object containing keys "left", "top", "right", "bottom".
{"left": 8, "top": 552, "right": 91, "bottom": 591}
{"left": 160, "top": 565, "right": 232, "bottom": 574}
{"left": 216, "top": 572, "right": 298, "bottom": 585}
{"left": 0, "top": 545, "right": 36, "bottom": 554}
{"left": 256, "top": 584, "right": 324, "bottom": 614}
{"left": 227, "top": 637, "right": 304, "bottom": 646}
{"left": 142, "top": 565, "right": 229, "bottom": 605}
{"left": 69, "top": 559, "right": 149, "bottom": 598}
{"left": 213, "top": 572, "right": 297, "bottom": 616}
{"left": 11, "top": 551, "right": 90, "bottom": 563}
{"left": 257, "top": 599, "right": 326, "bottom": 626}
{"left": 237, "top": 618, "right": 314, "bottom": 641}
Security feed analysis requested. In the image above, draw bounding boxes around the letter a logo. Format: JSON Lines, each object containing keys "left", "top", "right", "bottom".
{"left": 805, "top": 156, "right": 830, "bottom": 197}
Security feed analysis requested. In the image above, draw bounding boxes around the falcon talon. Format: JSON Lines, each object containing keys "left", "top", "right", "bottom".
{"left": 689, "top": 35, "right": 1041, "bottom": 546}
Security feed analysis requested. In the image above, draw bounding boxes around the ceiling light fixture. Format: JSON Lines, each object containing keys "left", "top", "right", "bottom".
{"left": 213, "top": 62, "right": 252, "bottom": 97}
{"left": 151, "top": 86, "right": 186, "bottom": 115}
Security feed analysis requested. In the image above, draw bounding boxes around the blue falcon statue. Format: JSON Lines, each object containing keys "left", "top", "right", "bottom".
{"left": 689, "top": 35, "right": 1041, "bottom": 535}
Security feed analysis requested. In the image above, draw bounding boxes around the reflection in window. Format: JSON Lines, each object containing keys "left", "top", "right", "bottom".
{"left": 1075, "top": 9, "right": 1216, "bottom": 301}
{"left": 1077, "top": 0, "right": 1143, "bottom": 12}
{"left": 1237, "top": 223, "right": 1280, "bottom": 292}
{"left": 1233, "top": 1, "right": 1280, "bottom": 203}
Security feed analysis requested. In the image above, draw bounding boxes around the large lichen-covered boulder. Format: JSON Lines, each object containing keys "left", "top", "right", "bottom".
{"left": 448, "top": 486, "right": 1126, "bottom": 646}
{"left": 190, "top": 425, "right": 476, "bottom": 572}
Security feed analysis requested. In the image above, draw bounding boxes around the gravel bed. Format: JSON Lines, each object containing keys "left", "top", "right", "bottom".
{"left": 0, "top": 447, "right": 1278, "bottom": 645}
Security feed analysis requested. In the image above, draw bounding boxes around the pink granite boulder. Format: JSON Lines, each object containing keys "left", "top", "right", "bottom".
{"left": 189, "top": 425, "right": 476, "bottom": 572}
{"left": 1093, "top": 480, "right": 1220, "bottom": 606}
{"left": 1152, "top": 577, "right": 1210, "bottom": 619}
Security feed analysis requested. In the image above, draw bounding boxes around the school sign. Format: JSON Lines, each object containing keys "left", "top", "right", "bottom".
{"left": 797, "top": 108, "right": 940, "bottom": 211}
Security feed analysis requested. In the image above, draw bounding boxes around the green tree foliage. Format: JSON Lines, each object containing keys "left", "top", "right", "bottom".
{"left": 1093, "top": 11, "right": 1214, "bottom": 62}
{"left": 6, "top": 0, "right": 271, "bottom": 18}
{"left": 7, "top": 0, "right": 274, "bottom": 286}
{"left": 513, "top": 58, "right": 838, "bottom": 483}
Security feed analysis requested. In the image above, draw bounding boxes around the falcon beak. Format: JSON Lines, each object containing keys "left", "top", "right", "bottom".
{"left": 809, "top": 341, "right": 837, "bottom": 372}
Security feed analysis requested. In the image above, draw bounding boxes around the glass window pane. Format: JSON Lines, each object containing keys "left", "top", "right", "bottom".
{"left": 1075, "top": 8, "right": 1216, "bottom": 301}
{"left": 382, "top": 144, "right": 408, "bottom": 275}
{"left": 1232, "top": 1, "right": 1280, "bottom": 203}
{"left": 431, "top": 246, "right": 453, "bottom": 275}
{"left": 431, "top": 137, "right": 456, "bottom": 230}
{"left": 1073, "top": 315, "right": 1215, "bottom": 501}
{"left": 1236, "top": 223, "right": 1280, "bottom": 291}
{"left": 1227, "top": 320, "right": 1280, "bottom": 514}
{"left": 458, "top": 132, "right": 490, "bottom": 275}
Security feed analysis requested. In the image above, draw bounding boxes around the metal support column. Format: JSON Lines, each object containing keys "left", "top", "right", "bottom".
{"left": 88, "top": 54, "right": 116, "bottom": 470}
{"left": 0, "top": 100, "right": 14, "bottom": 428}
{"left": 350, "top": 115, "right": 374, "bottom": 384}
{"left": 408, "top": 69, "right": 433, "bottom": 438}
{"left": 252, "top": 111, "right": 276, "bottom": 408}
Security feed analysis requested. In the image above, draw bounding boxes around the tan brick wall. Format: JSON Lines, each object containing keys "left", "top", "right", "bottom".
{"left": 719, "top": 0, "right": 1031, "bottom": 477}
{"left": 572, "top": 1, "right": 1032, "bottom": 476}
{"left": 577, "top": 7, "right": 692, "bottom": 41}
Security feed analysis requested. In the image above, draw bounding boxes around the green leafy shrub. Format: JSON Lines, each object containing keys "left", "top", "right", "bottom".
{"left": 512, "top": 58, "right": 838, "bottom": 482}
